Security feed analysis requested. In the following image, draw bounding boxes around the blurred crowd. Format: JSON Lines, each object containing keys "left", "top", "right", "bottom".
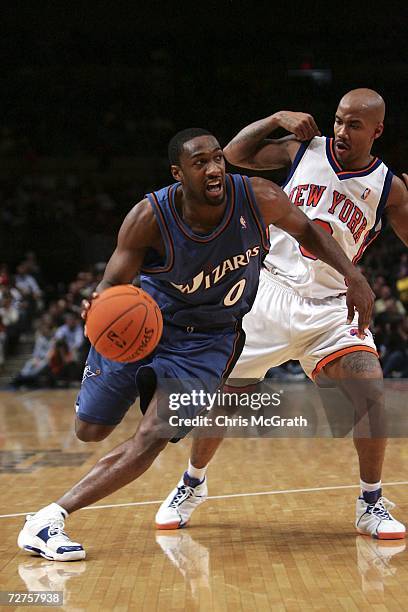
{"left": 1, "top": 227, "right": 407, "bottom": 390}
{"left": 0, "top": 254, "right": 103, "bottom": 389}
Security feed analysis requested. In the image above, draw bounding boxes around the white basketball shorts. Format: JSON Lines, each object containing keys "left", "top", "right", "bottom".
{"left": 229, "top": 268, "right": 378, "bottom": 381}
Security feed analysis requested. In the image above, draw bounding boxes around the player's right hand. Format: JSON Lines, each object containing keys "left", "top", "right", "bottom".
{"left": 345, "top": 274, "right": 375, "bottom": 339}
{"left": 275, "top": 111, "right": 321, "bottom": 141}
{"left": 81, "top": 292, "right": 99, "bottom": 336}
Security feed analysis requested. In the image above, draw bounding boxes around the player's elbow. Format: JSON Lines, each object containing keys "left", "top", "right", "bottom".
{"left": 223, "top": 143, "right": 239, "bottom": 165}
{"left": 223, "top": 144, "right": 251, "bottom": 168}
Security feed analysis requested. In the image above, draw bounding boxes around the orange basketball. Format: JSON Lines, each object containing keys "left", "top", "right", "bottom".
{"left": 86, "top": 285, "right": 163, "bottom": 362}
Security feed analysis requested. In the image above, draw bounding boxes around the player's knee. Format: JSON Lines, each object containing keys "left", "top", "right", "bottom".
{"left": 75, "top": 419, "right": 115, "bottom": 442}
{"left": 137, "top": 414, "right": 171, "bottom": 451}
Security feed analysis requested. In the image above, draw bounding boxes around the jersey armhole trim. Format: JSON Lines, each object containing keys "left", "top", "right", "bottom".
{"left": 281, "top": 140, "right": 311, "bottom": 188}
{"left": 140, "top": 191, "right": 175, "bottom": 274}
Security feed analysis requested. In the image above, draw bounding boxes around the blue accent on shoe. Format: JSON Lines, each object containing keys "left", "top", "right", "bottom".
{"left": 183, "top": 471, "right": 204, "bottom": 488}
{"left": 36, "top": 527, "right": 52, "bottom": 543}
{"left": 24, "top": 545, "right": 42, "bottom": 555}
{"left": 362, "top": 488, "right": 382, "bottom": 505}
{"left": 56, "top": 546, "right": 84, "bottom": 553}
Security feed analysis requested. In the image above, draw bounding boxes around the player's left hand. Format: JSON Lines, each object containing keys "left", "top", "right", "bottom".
{"left": 402, "top": 173, "right": 408, "bottom": 190}
{"left": 81, "top": 291, "right": 99, "bottom": 337}
{"left": 345, "top": 273, "right": 375, "bottom": 339}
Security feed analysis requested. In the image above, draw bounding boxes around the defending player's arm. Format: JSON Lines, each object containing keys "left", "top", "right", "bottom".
{"left": 251, "top": 177, "right": 375, "bottom": 336}
{"left": 385, "top": 175, "right": 408, "bottom": 246}
{"left": 223, "top": 111, "right": 320, "bottom": 170}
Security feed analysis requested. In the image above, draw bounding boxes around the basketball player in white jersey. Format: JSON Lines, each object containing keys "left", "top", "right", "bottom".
{"left": 157, "top": 89, "right": 408, "bottom": 539}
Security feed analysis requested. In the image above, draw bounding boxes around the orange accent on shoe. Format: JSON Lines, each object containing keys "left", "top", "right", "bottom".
{"left": 155, "top": 521, "right": 187, "bottom": 530}
{"left": 376, "top": 532, "right": 406, "bottom": 540}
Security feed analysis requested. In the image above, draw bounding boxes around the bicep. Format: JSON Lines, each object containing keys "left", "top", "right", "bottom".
{"left": 270, "top": 200, "right": 310, "bottom": 238}
{"left": 387, "top": 201, "right": 408, "bottom": 246}
{"left": 226, "top": 137, "right": 299, "bottom": 170}
{"left": 386, "top": 177, "right": 408, "bottom": 247}
{"left": 248, "top": 139, "right": 294, "bottom": 170}
{"left": 103, "top": 200, "right": 160, "bottom": 285}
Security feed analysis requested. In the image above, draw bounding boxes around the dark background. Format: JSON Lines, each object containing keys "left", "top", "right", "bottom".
{"left": 0, "top": 2, "right": 407, "bottom": 385}
{"left": 1, "top": 1, "right": 407, "bottom": 278}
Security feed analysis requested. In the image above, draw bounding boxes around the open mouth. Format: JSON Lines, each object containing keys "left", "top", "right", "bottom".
{"left": 335, "top": 140, "right": 349, "bottom": 152}
{"left": 206, "top": 180, "right": 223, "bottom": 195}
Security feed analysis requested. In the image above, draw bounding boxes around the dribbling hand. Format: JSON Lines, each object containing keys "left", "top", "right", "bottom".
{"left": 81, "top": 292, "right": 99, "bottom": 337}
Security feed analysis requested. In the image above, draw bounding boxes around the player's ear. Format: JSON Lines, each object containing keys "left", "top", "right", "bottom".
{"left": 374, "top": 122, "right": 384, "bottom": 140}
{"left": 171, "top": 164, "right": 182, "bottom": 181}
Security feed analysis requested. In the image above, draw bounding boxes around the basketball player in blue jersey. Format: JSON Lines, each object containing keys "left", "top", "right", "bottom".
{"left": 158, "top": 89, "right": 408, "bottom": 540}
{"left": 17, "top": 128, "right": 374, "bottom": 561}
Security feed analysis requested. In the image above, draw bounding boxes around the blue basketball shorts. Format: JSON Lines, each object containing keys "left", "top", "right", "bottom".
{"left": 75, "top": 324, "right": 245, "bottom": 438}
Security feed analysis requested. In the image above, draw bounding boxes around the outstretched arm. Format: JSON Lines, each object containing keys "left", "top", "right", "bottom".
{"left": 386, "top": 175, "right": 408, "bottom": 247}
{"left": 223, "top": 111, "right": 320, "bottom": 170}
{"left": 251, "top": 177, "right": 375, "bottom": 336}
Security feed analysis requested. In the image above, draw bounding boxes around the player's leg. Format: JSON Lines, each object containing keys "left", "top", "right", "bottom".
{"left": 156, "top": 271, "right": 294, "bottom": 529}
{"left": 299, "top": 295, "right": 405, "bottom": 540}
{"left": 322, "top": 352, "right": 405, "bottom": 539}
{"left": 17, "top": 389, "right": 174, "bottom": 561}
{"left": 17, "top": 351, "right": 160, "bottom": 561}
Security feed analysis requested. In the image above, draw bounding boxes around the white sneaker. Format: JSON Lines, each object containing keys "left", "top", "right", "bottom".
{"left": 155, "top": 473, "right": 208, "bottom": 529}
{"left": 17, "top": 503, "right": 86, "bottom": 561}
{"left": 356, "top": 496, "right": 406, "bottom": 540}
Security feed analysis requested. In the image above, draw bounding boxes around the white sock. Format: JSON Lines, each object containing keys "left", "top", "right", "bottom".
{"left": 187, "top": 459, "right": 207, "bottom": 481}
{"left": 360, "top": 479, "right": 381, "bottom": 494}
{"left": 36, "top": 502, "right": 68, "bottom": 519}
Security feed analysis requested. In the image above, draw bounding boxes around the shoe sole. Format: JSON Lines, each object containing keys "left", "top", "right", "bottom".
{"left": 17, "top": 530, "right": 86, "bottom": 561}
{"left": 357, "top": 529, "right": 406, "bottom": 540}
{"left": 155, "top": 521, "right": 188, "bottom": 530}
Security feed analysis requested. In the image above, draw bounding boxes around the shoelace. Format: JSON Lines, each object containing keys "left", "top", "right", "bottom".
{"left": 368, "top": 496, "right": 396, "bottom": 521}
{"left": 48, "top": 518, "right": 68, "bottom": 538}
{"left": 169, "top": 485, "right": 195, "bottom": 509}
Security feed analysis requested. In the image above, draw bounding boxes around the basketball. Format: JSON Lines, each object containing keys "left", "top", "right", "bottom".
{"left": 86, "top": 285, "right": 163, "bottom": 362}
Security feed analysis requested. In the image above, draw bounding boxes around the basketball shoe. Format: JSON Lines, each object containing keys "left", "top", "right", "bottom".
{"left": 155, "top": 472, "right": 208, "bottom": 529}
{"left": 356, "top": 493, "right": 405, "bottom": 540}
{"left": 17, "top": 503, "right": 86, "bottom": 561}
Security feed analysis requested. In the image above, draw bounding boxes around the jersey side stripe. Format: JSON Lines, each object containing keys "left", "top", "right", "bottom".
{"left": 242, "top": 176, "right": 270, "bottom": 253}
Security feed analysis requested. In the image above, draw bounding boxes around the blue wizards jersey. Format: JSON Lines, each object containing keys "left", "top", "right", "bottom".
{"left": 140, "top": 174, "right": 269, "bottom": 329}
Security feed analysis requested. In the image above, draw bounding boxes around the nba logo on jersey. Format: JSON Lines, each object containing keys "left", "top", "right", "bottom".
{"left": 240, "top": 215, "right": 247, "bottom": 229}
{"left": 361, "top": 188, "right": 371, "bottom": 201}
{"left": 350, "top": 328, "right": 368, "bottom": 337}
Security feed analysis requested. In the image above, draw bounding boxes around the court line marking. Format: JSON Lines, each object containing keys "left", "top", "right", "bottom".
{"left": 2, "top": 480, "right": 408, "bottom": 519}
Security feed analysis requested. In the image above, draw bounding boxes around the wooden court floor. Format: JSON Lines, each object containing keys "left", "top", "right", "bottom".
{"left": 1, "top": 389, "right": 408, "bottom": 611}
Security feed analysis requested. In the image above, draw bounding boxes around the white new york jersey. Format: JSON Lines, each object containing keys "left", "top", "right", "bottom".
{"left": 264, "top": 136, "right": 393, "bottom": 298}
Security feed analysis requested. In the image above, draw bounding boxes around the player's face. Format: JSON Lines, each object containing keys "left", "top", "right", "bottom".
{"left": 333, "top": 103, "right": 383, "bottom": 167}
{"left": 173, "top": 136, "right": 226, "bottom": 206}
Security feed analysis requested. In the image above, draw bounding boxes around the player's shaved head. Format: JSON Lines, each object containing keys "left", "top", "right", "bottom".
{"left": 338, "top": 88, "right": 385, "bottom": 124}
